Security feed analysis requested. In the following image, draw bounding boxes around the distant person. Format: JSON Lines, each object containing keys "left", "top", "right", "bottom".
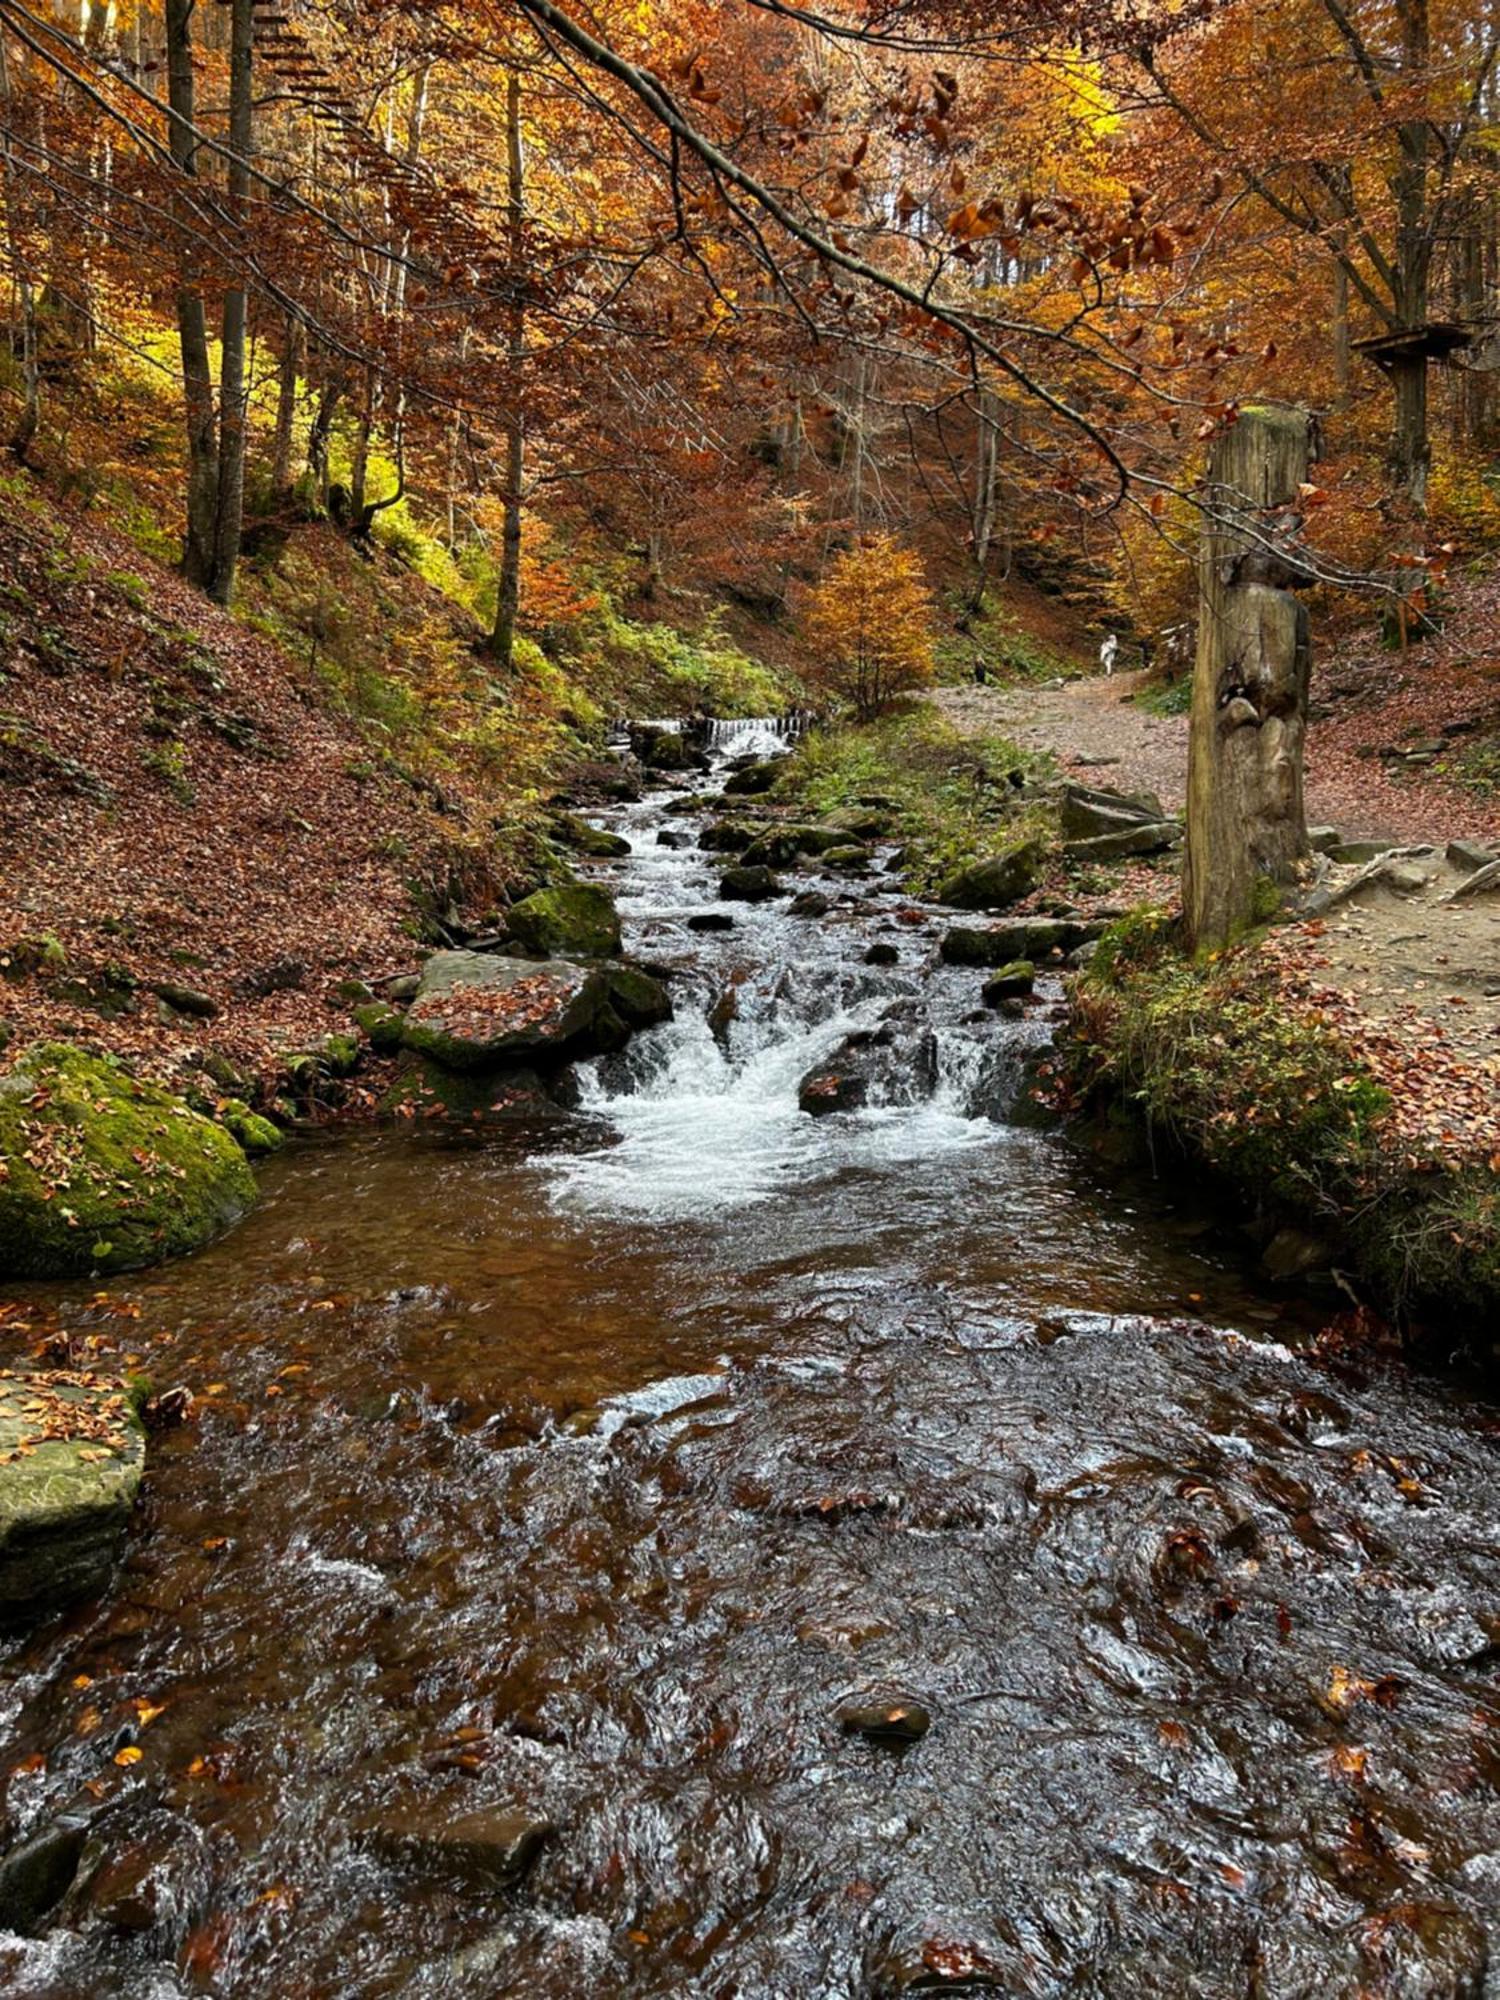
{"left": 1099, "top": 632, "right": 1119, "bottom": 676}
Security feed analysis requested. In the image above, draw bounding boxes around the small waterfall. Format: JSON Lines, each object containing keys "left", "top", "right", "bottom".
{"left": 541, "top": 716, "right": 1035, "bottom": 1218}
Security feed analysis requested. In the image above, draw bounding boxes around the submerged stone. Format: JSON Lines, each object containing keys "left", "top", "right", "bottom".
{"left": 0, "top": 1809, "right": 94, "bottom": 1933}
{"left": 836, "top": 1697, "right": 931, "bottom": 1743}
{"left": 720, "top": 864, "right": 782, "bottom": 903}
{"left": 0, "top": 1043, "right": 259, "bottom": 1278}
{"left": 359, "top": 1802, "right": 556, "bottom": 1890}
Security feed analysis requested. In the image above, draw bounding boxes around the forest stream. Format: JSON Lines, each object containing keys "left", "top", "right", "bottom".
{"left": 1, "top": 723, "right": 1496, "bottom": 1999}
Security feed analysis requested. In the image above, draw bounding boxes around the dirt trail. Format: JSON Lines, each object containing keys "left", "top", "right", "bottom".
{"left": 934, "top": 671, "right": 1500, "bottom": 845}
{"left": 935, "top": 672, "right": 1500, "bottom": 1141}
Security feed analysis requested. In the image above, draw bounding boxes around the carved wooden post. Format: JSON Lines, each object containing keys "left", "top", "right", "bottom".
{"left": 1183, "top": 406, "right": 1315, "bottom": 951}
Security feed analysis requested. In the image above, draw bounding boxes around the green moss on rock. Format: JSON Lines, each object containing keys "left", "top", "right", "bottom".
{"left": 506, "top": 880, "right": 622, "bottom": 959}
{"left": 354, "top": 1000, "right": 406, "bottom": 1053}
{"left": 218, "top": 1099, "right": 284, "bottom": 1156}
{"left": 0, "top": 1368, "right": 145, "bottom": 1616}
{"left": 0, "top": 1043, "right": 258, "bottom": 1278}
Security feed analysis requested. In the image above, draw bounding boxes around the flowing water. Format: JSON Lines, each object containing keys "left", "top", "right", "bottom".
{"left": 1, "top": 723, "right": 1496, "bottom": 1998}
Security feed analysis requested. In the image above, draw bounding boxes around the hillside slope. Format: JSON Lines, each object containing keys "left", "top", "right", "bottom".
{"left": 0, "top": 479, "right": 506, "bottom": 1091}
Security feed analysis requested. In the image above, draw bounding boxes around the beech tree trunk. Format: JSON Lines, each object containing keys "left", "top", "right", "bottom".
{"left": 1182, "top": 407, "right": 1315, "bottom": 952}
{"left": 209, "top": 0, "right": 254, "bottom": 608}
{"left": 164, "top": 0, "right": 218, "bottom": 592}
{"left": 490, "top": 73, "right": 525, "bottom": 667}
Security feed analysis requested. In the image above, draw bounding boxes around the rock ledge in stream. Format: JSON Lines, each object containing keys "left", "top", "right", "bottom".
{"left": 0, "top": 1370, "right": 145, "bottom": 1618}
{"left": 400, "top": 953, "right": 620, "bottom": 1070}
{"left": 0, "top": 1043, "right": 259, "bottom": 1278}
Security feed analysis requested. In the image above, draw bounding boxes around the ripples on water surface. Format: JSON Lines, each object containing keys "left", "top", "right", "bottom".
{"left": 1, "top": 722, "right": 1496, "bottom": 1997}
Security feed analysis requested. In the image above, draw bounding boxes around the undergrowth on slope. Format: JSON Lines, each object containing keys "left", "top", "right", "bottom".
{"left": 1066, "top": 912, "right": 1500, "bottom": 1326}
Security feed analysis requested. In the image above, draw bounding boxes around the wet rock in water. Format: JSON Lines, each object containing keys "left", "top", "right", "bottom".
{"left": 869, "top": 1924, "right": 1011, "bottom": 1993}
{"left": 0, "top": 1043, "right": 259, "bottom": 1279}
{"left": 798, "top": 1066, "right": 868, "bottom": 1116}
{"left": 1260, "top": 1227, "right": 1336, "bottom": 1282}
{"left": 359, "top": 1802, "right": 556, "bottom": 1891}
{"left": 550, "top": 810, "right": 631, "bottom": 859}
{"left": 741, "top": 825, "right": 842, "bottom": 868}
{"left": 656, "top": 827, "right": 694, "bottom": 850}
{"left": 707, "top": 984, "right": 742, "bottom": 1050}
{"left": 505, "top": 879, "right": 622, "bottom": 959}
{"left": 836, "top": 1697, "right": 931, "bottom": 1743}
{"left": 821, "top": 843, "right": 874, "bottom": 872}
{"left": 936, "top": 837, "right": 1046, "bottom": 912}
{"left": 982, "top": 961, "right": 1034, "bottom": 1004}
{"left": 789, "top": 891, "right": 831, "bottom": 919}
{"left": 688, "top": 910, "right": 735, "bottom": 933}
{"left": 721, "top": 758, "right": 781, "bottom": 795}
{"left": 941, "top": 919, "right": 1085, "bottom": 969}
{"left": 0, "top": 1808, "right": 94, "bottom": 1933}
{"left": 720, "top": 864, "right": 783, "bottom": 903}
{"left": 605, "top": 965, "right": 673, "bottom": 1029}
{"left": 865, "top": 942, "right": 900, "bottom": 966}
{"left": 401, "top": 953, "right": 619, "bottom": 1070}
{"left": 1062, "top": 821, "right": 1180, "bottom": 863}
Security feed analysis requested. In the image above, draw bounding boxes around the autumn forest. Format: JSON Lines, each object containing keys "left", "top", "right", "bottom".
{"left": 0, "top": 1, "right": 1497, "bottom": 1995}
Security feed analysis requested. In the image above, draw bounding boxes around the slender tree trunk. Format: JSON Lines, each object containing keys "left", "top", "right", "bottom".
{"left": 209, "top": 0, "right": 254, "bottom": 607}
{"left": 271, "top": 316, "right": 304, "bottom": 493}
{"left": 1388, "top": 0, "right": 1432, "bottom": 512}
{"left": 489, "top": 72, "right": 525, "bottom": 666}
{"left": 968, "top": 388, "right": 999, "bottom": 614}
{"left": 0, "top": 32, "right": 38, "bottom": 457}
{"left": 164, "top": 0, "right": 218, "bottom": 590}
{"left": 306, "top": 372, "right": 342, "bottom": 503}
{"left": 1182, "top": 407, "right": 1315, "bottom": 952}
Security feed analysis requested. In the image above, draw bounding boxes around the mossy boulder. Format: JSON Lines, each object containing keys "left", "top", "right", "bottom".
{"left": 354, "top": 1000, "right": 406, "bottom": 1054}
{"left": 605, "top": 966, "right": 673, "bottom": 1030}
{"left": 0, "top": 1368, "right": 145, "bottom": 1617}
{"left": 740, "top": 825, "right": 842, "bottom": 868}
{"left": 0, "top": 1044, "right": 258, "bottom": 1279}
{"left": 936, "top": 836, "right": 1047, "bottom": 912}
{"left": 719, "top": 864, "right": 782, "bottom": 903}
{"left": 698, "top": 820, "right": 758, "bottom": 853}
{"left": 218, "top": 1099, "right": 284, "bottom": 1156}
{"left": 506, "top": 881, "right": 622, "bottom": 959}
{"left": 401, "top": 952, "right": 619, "bottom": 1070}
{"left": 821, "top": 843, "right": 873, "bottom": 871}
{"left": 983, "top": 961, "right": 1036, "bottom": 1003}
{"left": 721, "top": 759, "right": 781, "bottom": 796}
{"left": 551, "top": 811, "right": 631, "bottom": 859}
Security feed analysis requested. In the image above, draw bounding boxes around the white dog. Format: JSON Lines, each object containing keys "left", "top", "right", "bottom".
{"left": 1099, "top": 632, "right": 1119, "bottom": 676}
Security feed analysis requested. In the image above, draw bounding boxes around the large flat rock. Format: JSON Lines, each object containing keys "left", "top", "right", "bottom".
{"left": 401, "top": 952, "right": 618, "bottom": 1071}
{"left": 0, "top": 1370, "right": 145, "bottom": 1618}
